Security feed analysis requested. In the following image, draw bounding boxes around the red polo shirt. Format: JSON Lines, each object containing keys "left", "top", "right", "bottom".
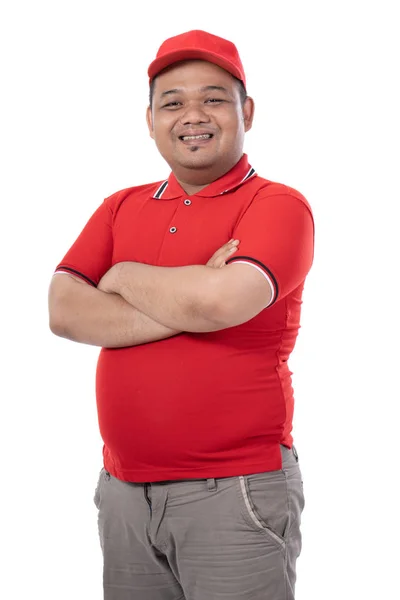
{"left": 55, "top": 155, "right": 314, "bottom": 482}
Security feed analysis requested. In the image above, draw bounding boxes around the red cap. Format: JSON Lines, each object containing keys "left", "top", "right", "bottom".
{"left": 148, "top": 30, "right": 246, "bottom": 89}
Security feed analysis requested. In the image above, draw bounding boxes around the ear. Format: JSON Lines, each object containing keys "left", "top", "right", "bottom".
{"left": 242, "top": 96, "right": 255, "bottom": 133}
{"left": 146, "top": 105, "right": 154, "bottom": 139}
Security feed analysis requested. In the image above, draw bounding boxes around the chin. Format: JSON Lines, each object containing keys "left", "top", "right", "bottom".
{"left": 176, "top": 151, "right": 218, "bottom": 170}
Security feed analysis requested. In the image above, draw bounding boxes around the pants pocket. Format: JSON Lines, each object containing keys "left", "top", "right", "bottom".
{"left": 237, "top": 470, "right": 289, "bottom": 549}
{"left": 93, "top": 467, "right": 106, "bottom": 509}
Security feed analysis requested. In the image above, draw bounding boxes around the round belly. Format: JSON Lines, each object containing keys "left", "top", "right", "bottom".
{"left": 95, "top": 332, "right": 286, "bottom": 470}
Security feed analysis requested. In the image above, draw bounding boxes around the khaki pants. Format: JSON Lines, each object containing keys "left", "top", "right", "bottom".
{"left": 94, "top": 445, "right": 305, "bottom": 599}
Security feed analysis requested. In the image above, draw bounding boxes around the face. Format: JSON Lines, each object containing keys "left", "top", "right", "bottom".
{"left": 146, "top": 60, "right": 254, "bottom": 186}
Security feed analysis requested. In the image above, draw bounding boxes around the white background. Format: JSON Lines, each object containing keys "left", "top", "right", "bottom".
{"left": 1, "top": 1, "right": 399, "bottom": 598}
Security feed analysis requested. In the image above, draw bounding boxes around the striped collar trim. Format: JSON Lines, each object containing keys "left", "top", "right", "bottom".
{"left": 153, "top": 180, "right": 169, "bottom": 199}
{"left": 222, "top": 167, "right": 256, "bottom": 194}
{"left": 152, "top": 155, "right": 256, "bottom": 199}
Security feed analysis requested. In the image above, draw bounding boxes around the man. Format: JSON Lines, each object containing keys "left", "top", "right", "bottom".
{"left": 48, "top": 29, "right": 314, "bottom": 600}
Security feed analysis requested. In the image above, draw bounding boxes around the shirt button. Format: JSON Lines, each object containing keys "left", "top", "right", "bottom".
{"left": 169, "top": 226, "right": 177, "bottom": 233}
{"left": 184, "top": 199, "right": 191, "bottom": 206}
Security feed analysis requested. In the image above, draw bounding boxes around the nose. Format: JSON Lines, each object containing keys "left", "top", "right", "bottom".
{"left": 180, "top": 101, "right": 211, "bottom": 125}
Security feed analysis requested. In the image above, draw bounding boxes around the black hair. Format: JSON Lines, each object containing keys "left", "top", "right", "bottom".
{"left": 149, "top": 74, "right": 247, "bottom": 107}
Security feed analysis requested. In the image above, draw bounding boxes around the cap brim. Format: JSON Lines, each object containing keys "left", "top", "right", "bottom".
{"left": 148, "top": 49, "right": 245, "bottom": 87}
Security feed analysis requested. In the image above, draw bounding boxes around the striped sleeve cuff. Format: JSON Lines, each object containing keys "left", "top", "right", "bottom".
{"left": 225, "top": 256, "right": 278, "bottom": 307}
{"left": 54, "top": 266, "right": 96, "bottom": 287}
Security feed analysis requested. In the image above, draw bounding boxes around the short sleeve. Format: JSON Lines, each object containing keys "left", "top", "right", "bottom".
{"left": 225, "top": 190, "right": 314, "bottom": 307}
{"left": 54, "top": 198, "right": 114, "bottom": 287}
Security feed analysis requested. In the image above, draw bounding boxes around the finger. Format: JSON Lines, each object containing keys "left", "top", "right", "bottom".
{"left": 213, "top": 245, "right": 238, "bottom": 268}
{"left": 219, "top": 250, "right": 238, "bottom": 268}
{"left": 206, "top": 240, "right": 239, "bottom": 267}
{"left": 212, "top": 239, "right": 239, "bottom": 260}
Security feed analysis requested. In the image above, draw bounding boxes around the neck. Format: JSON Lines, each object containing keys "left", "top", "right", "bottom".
{"left": 175, "top": 180, "right": 209, "bottom": 196}
{"left": 173, "top": 154, "right": 244, "bottom": 196}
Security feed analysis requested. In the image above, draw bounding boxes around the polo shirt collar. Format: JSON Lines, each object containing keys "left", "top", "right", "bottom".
{"left": 152, "top": 154, "right": 256, "bottom": 199}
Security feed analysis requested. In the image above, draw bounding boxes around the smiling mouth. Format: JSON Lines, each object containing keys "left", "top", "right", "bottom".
{"left": 179, "top": 134, "right": 213, "bottom": 141}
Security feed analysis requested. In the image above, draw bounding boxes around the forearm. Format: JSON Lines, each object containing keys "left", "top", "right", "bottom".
{"left": 114, "top": 262, "right": 225, "bottom": 332}
{"left": 48, "top": 275, "right": 181, "bottom": 347}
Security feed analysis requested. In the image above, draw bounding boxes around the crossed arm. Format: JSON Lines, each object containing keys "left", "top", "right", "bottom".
{"left": 49, "top": 273, "right": 181, "bottom": 348}
{"left": 97, "top": 258, "right": 272, "bottom": 334}
{"left": 48, "top": 239, "right": 271, "bottom": 348}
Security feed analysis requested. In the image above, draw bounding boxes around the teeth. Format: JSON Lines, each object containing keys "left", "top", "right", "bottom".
{"left": 181, "top": 134, "right": 212, "bottom": 141}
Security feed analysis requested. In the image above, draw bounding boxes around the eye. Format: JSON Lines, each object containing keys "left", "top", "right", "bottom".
{"left": 162, "top": 101, "right": 182, "bottom": 108}
{"left": 205, "top": 98, "right": 225, "bottom": 104}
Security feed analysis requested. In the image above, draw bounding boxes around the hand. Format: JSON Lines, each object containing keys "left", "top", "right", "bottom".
{"left": 206, "top": 239, "right": 240, "bottom": 269}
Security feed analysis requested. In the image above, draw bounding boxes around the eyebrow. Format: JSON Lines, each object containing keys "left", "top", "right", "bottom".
{"left": 160, "top": 85, "right": 231, "bottom": 98}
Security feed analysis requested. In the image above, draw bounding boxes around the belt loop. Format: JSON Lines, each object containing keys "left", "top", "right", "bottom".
{"left": 207, "top": 478, "right": 217, "bottom": 491}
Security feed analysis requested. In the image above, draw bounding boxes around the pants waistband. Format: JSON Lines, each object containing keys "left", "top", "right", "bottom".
{"left": 144, "top": 478, "right": 217, "bottom": 491}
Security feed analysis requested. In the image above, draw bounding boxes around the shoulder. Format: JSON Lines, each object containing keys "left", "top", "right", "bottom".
{"left": 251, "top": 175, "right": 313, "bottom": 216}
{"left": 102, "top": 180, "right": 167, "bottom": 211}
